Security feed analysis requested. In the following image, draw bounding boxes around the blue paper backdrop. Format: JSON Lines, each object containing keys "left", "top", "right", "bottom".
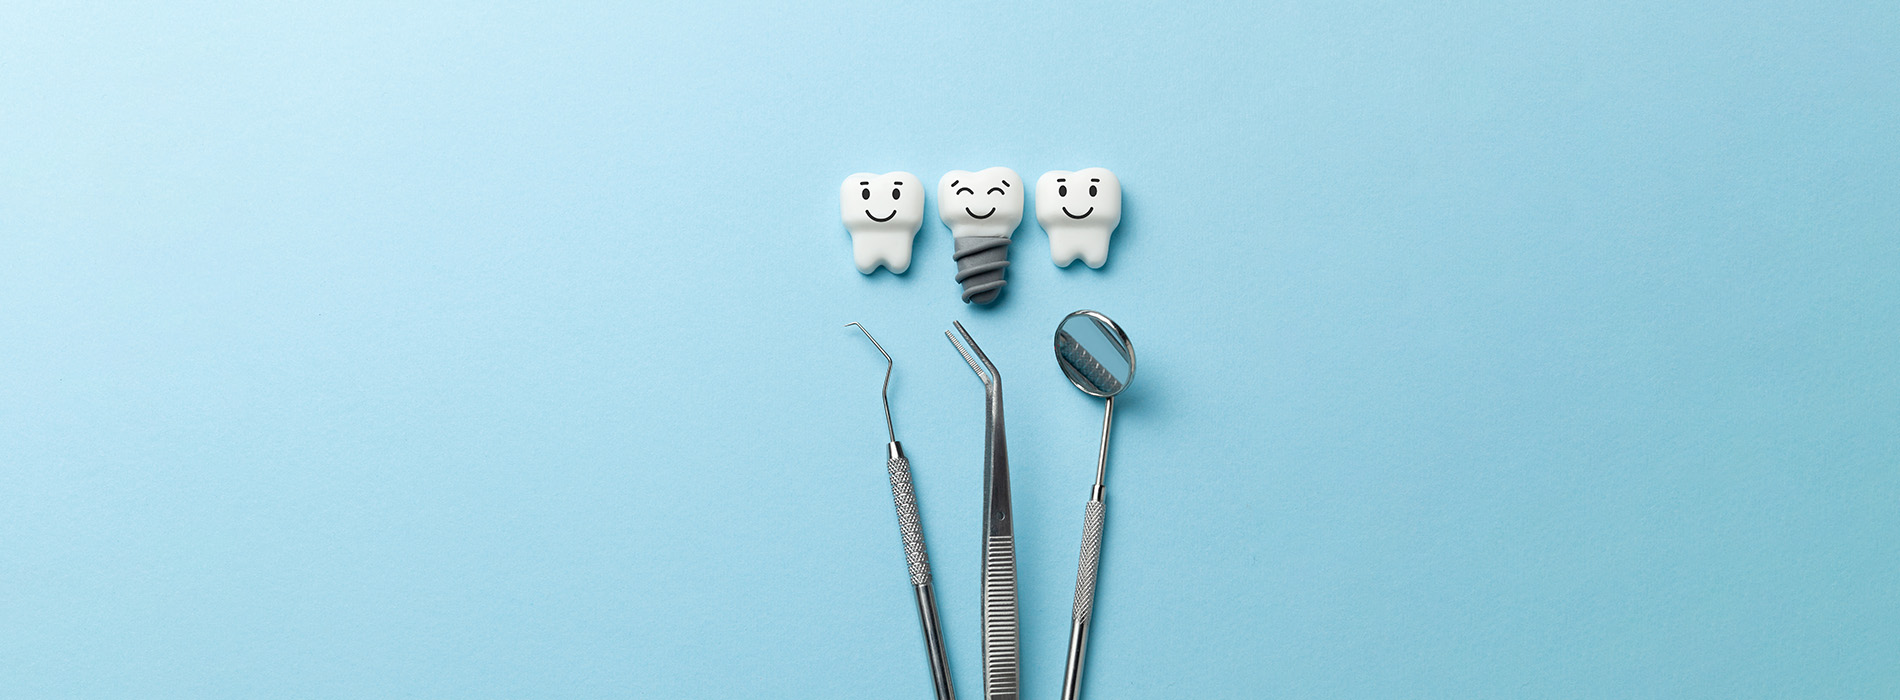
{"left": 4, "top": 1, "right": 1896, "bottom": 697}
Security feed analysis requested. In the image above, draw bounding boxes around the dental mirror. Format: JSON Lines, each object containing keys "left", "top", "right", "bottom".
{"left": 1056, "top": 310, "right": 1134, "bottom": 398}
{"left": 1052, "top": 309, "right": 1134, "bottom": 700}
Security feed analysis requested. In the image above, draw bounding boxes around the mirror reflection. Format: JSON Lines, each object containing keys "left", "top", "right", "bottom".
{"left": 1055, "top": 311, "right": 1134, "bottom": 397}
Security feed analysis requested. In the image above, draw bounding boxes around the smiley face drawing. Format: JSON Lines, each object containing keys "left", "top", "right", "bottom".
{"left": 938, "top": 167, "right": 1024, "bottom": 239}
{"left": 1036, "top": 168, "right": 1122, "bottom": 268}
{"left": 840, "top": 171, "right": 925, "bottom": 274}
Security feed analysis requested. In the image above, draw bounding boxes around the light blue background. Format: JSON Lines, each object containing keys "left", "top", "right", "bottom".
{"left": 3, "top": 1, "right": 1896, "bottom": 697}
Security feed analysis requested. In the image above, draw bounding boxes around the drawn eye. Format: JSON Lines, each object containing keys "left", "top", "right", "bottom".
{"left": 892, "top": 188, "right": 901, "bottom": 200}
{"left": 1059, "top": 185, "right": 1068, "bottom": 197}
{"left": 1089, "top": 185, "right": 1097, "bottom": 197}
{"left": 956, "top": 187, "right": 974, "bottom": 195}
{"left": 861, "top": 188, "right": 870, "bottom": 200}
{"left": 987, "top": 187, "right": 1005, "bottom": 195}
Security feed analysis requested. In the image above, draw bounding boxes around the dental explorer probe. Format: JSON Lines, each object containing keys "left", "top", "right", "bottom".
{"left": 945, "top": 321, "right": 1019, "bottom": 700}
{"left": 849, "top": 323, "right": 955, "bottom": 700}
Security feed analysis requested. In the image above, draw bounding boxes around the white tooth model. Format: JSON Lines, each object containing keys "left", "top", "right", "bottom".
{"left": 840, "top": 172, "right": 925, "bottom": 274}
{"left": 1036, "top": 168, "right": 1122, "bottom": 269}
{"left": 939, "top": 167, "right": 1022, "bottom": 304}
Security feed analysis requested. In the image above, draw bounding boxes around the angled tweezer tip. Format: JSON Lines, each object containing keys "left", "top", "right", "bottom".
{"left": 945, "top": 322, "right": 995, "bottom": 385}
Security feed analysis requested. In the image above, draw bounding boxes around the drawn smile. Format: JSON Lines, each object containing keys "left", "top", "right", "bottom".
{"left": 866, "top": 209, "right": 896, "bottom": 222}
{"left": 965, "top": 207, "right": 996, "bottom": 219}
{"left": 1062, "top": 206, "right": 1093, "bottom": 219}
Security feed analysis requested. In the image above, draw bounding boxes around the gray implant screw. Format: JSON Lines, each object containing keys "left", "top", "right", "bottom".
{"left": 953, "top": 237, "right": 1010, "bottom": 304}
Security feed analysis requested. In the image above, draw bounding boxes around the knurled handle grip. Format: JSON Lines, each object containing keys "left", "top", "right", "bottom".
{"left": 888, "top": 455, "right": 931, "bottom": 586}
{"left": 1072, "top": 499, "right": 1105, "bottom": 621}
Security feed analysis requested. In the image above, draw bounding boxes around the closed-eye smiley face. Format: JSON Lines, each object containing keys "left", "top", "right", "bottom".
{"left": 840, "top": 172, "right": 925, "bottom": 232}
{"left": 939, "top": 167, "right": 1024, "bottom": 238}
{"left": 951, "top": 180, "right": 1010, "bottom": 219}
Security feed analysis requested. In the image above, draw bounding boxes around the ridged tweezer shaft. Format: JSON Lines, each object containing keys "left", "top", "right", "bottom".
{"left": 982, "top": 532, "right": 1019, "bottom": 699}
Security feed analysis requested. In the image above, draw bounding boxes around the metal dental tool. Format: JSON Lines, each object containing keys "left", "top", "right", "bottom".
{"left": 944, "top": 321, "right": 1018, "bottom": 700}
{"left": 1052, "top": 310, "right": 1137, "bottom": 700}
{"left": 849, "top": 322, "right": 955, "bottom": 700}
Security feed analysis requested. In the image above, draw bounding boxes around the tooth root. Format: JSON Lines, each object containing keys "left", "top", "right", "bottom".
{"left": 1050, "top": 236, "right": 1075, "bottom": 267}
{"left": 852, "top": 232, "right": 914, "bottom": 274}
{"left": 1047, "top": 228, "right": 1112, "bottom": 268}
{"left": 885, "top": 241, "right": 913, "bottom": 273}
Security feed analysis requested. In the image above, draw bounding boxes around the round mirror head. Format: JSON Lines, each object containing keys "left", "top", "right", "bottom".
{"left": 1055, "top": 310, "right": 1135, "bottom": 398}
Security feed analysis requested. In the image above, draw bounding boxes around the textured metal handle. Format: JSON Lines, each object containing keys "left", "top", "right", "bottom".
{"left": 887, "top": 445, "right": 956, "bottom": 700}
{"left": 1062, "top": 497, "right": 1107, "bottom": 700}
{"left": 888, "top": 454, "right": 931, "bottom": 586}
{"left": 983, "top": 533, "right": 1020, "bottom": 700}
{"left": 1072, "top": 499, "right": 1105, "bottom": 621}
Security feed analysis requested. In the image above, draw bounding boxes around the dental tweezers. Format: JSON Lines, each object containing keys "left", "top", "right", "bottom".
{"left": 946, "top": 321, "right": 1018, "bottom": 700}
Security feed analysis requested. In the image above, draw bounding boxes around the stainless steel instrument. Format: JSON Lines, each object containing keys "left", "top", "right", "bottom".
{"left": 1052, "top": 310, "right": 1137, "bottom": 700}
{"left": 945, "top": 321, "right": 1018, "bottom": 700}
{"left": 849, "top": 322, "right": 955, "bottom": 700}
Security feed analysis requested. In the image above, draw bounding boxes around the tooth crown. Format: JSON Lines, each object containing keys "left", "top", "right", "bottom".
{"left": 1036, "top": 167, "right": 1122, "bottom": 269}
{"left": 939, "top": 167, "right": 1024, "bottom": 239}
{"left": 841, "top": 171, "right": 926, "bottom": 274}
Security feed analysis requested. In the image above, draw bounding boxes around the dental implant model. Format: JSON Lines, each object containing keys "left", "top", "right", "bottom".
{"left": 841, "top": 172, "right": 926, "bottom": 274}
{"left": 940, "top": 167, "right": 1022, "bottom": 304}
{"left": 1036, "top": 168, "right": 1122, "bottom": 269}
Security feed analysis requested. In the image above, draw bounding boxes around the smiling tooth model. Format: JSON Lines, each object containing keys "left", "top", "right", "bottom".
{"left": 841, "top": 172, "right": 926, "bottom": 274}
{"left": 940, "top": 167, "right": 1022, "bottom": 304}
{"left": 1036, "top": 168, "right": 1122, "bottom": 269}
